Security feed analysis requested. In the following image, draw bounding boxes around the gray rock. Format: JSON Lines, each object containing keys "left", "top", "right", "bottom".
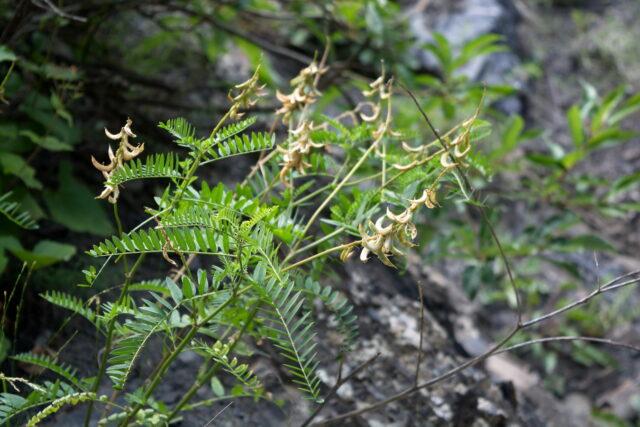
{"left": 407, "top": 0, "right": 526, "bottom": 115}
{"left": 408, "top": 0, "right": 506, "bottom": 80}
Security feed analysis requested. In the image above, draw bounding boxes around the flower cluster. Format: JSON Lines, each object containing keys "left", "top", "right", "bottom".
{"left": 228, "top": 67, "right": 266, "bottom": 120}
{"left": 353, "top": 189, "right": 438, "bottom": 267}
{"left": 277, "top": 120, "right": 325, "bottom": 184}
{"left": 357, "top": 70, "right": 399, "bottom": 143}
{"left": 439, "top": 115, "right": 474, "bottom": 169}
{"left": 91, "top": 118, "right": 144, "bottom": 203}
{"left": 353, "top": 104, "right": 483, "bottom": 266}
{"left": 275, "top": 58, "right": 329, "bottom": 185}
{"left": 275, "top": 60, "right": 327, "bottom": 123}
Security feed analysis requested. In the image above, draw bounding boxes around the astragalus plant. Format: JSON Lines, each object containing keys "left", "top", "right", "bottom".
{"left": 0, "top": 52, "right": 488, "bottom": 425}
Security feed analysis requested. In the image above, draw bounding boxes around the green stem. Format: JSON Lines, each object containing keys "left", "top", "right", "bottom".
{"left": 166, "top": 304, "right": 259, "bottom": 422}
{"left": 181, "top": 394, "right": 253, "bottom": 411}
{"left": 284, "top": 227, "right": 345, "bottom": 264}
{"left": 290, "top": 182, "right": 334, "bottom": 207}
{"left": 119, "top": 285, "right": 250, "bottom": 426}
{"left": 168, "top": 111, "right": 231, "bottom": 212}
{"left": 289, "top": 137, "right": 383, "bottom": 255}
{"left": 283, "top": 241, "right": 359, "bottom": 272}
{"left": 0, "top": 61, "right": 15, "bottom": 91}
{"left": 84, "top": 202, "right": 143, "bottom": 427}
{"left": 112, "top": 203, "right": 129, "bottom": 273}
{"left": 84, "top": 253, "right": 145, "bottom": 426}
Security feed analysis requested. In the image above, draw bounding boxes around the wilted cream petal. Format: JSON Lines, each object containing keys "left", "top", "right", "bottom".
{"left": 401, "top": 141, "right": 424, "bottom": 153}
{"left": 409, "top": 190, "right": 428, "bottom": 208}
{"left": 359, "top": 103, "right": 380, "bottom": 122}
{"left": 369, "top": 76, "right": 383, "bottom": 89}
{"left": 392, "top": 161, "right": 417, "bottom": 171}
{"left": 91, "top": 156, "right": 113, "bottom": 172}
{"left": 440, "top": 152, "right": 456, "bottom": 168}
{"left": 425, "top": 189, "right": 438, "bottom": 208}
{"left": 386, "top": 207, "right": 411, "bottom": 224}
{"left": 374, "top": 215, "right": 393, "bottom": 235}
{"left": 360, "top": 247, "right": 370, "bottom": 262}
{"left": 364, "top": 234, "right": 383, "bottom": 251}
{"left": 382, "top": 237, "right": 393, "bottom": 253}
{"left": 454, "top": 143, "right": 470, "bottom": 158}
{"left": 104, "top": 127, "right": 122, "bottom": 140}
{"left": 123, "top": 119, "right": 136, "bottom": 138}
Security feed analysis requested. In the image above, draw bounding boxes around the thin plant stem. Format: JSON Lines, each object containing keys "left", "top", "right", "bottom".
{"left": 204, "top": 401, "right": 234, "bottom": 426}
{"left": 313, "top": 326, "right": 520, "bottom": 426}
{"left": 401, "top": 84, "right": 523, "bottom": 324}
{"left": 168, "top": 110, "right": 232, "bottom": 212}
{"left": 284, "top": 227, "right": 346, "bottom": 263}
{"left": 181, "top": 394, "right": 253, "bottom": 411}
{"left": 282, "top": 241, "right": 359, "bottom": 272}
{"left": 300, "top": 352, "right": 380, "bottom": 427}
{"left": 2, "top": 262, "right": 26, "bottom": 334}
{"left": 83, "top": 209, "right": 145, "bottom": 427}
{"left": 414, "top": 281, "right": 424, "bottom": 387}
{"left": 12, "top": 262, "right": 33, "bottom": 358}
{"left": 120, "top": 285, "right": 252, "bottom": 425}
{"left": 166, "top": 304, "right": 260, "bottom": 422}
{"left": 495, "top": 335, "right": 640, "bottom": 355}
{"left": 289, "top": 84, "right": 394, "bottom": 256}
{"left": 112, "top": 203, "right": 129, "bottom": 273}
{"left": 522, "top": 273, "right": 640, "bottom": 328}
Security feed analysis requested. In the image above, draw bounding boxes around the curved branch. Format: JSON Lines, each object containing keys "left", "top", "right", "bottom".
{"left": 313, "top": 270, "right": 640, "bottom": 425}
{"left": 495, "top": 335, "right": 640, "bottom": 355}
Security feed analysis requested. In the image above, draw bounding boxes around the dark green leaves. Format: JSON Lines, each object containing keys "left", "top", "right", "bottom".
{"left": 159, "top": 117, "right": 197, "bottom": 147}
{"left": 200, "top": 132, "right": 275, "bottom": 165}
{"left": 10, "top": 353, "right": 82, "bottom": 389}
{"left": 107, "top": 299, "right": 169, "bottom": 389}
{"left": 88, "top": 227, "right": 227, "bottom": 257}
{"left": 0, "top": 192, "right": 38, "bottom": 230}
{"left": 40, "top": 291, "right": 97, "bottom": 326}
{"left": 107, "top": 153, "right": 182, "bottom": 187}
{"left": 44, "top": 162, "right": 112, "bottom": 235}
{"left": 1, "top": 239, "right": 75, "bottom": 269}
{"left": 298, "top": 277, "right": 358, "bottom": 352}
{"left": 252, "top": 261, "right": 322, "bottom": 401}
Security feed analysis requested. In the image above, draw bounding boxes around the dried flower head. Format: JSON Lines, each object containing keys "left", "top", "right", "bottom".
{"left": 228, "top": 66, "right": 266, "bottom": 120}
{"left": 393, "top": 104, "right": 481, "bottom": 175}
{"left": 358, "top": 211, "right": 416, "bottom": 268}
{"left": 91, "top": 118, "right": 144, "bottom": 203}
{"left": 277, "top": 120, "right": 325, "bottom": 184}
{"left": 357, "top": 68, "right": 397, "bottom": 144}
{"left": 290, "top": 60, "right": 327, "bottom": 91}
{"left": 362, "top": 73, "right": 391, "bottom": 100}
{"left": 357, "top": 188, "right": 439, "bottom": 267}
{"left": 275, "top": 60, "right": 327, "bottom": 123}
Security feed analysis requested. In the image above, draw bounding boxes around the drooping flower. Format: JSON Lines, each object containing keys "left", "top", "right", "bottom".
{"left": 277, "top": 120, "right": 325, "bottom": 184}
{"left": 228, "top": 67, "right": 266, "bottom": 120}
{"left": 356, "top": 187, "right": 439, "bottom": 267}
{"left": 91, "top": 118, "right": 144, "bottom": 203}
{"left": 275, "top": 60, "right": 327, "bottom": 123}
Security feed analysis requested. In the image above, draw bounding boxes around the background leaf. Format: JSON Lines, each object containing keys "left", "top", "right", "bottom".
{"left": 43, "top": 162, "right": 113, "bottom": 236}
